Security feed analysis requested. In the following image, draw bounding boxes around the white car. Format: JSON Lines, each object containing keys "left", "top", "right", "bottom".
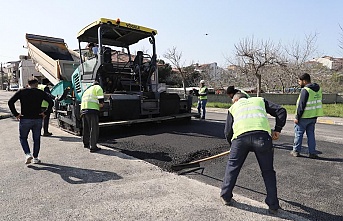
{"left": 7, "top": 84, "right": 19, "bottom": 91}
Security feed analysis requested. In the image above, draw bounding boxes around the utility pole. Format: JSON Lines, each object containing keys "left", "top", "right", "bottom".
{"left": 0, "top": 62, "right": 3, "bottom": 90}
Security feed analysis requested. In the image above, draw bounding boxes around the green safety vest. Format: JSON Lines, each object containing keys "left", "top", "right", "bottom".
{"left": 38, "top": 84, "right": 49, "bottom": 108}
{"left": 199, "top": 86, "right": 207, "bottom": 100}
{"left": 81, "top": 85, "right": 104, "bottom": 111}
{"left": 296, "top": 87, "right": 324, "bottom": 118}
{"left": 229, "top": 97, "right": 271, "bottom": 140}
{"left": 239, "top": 89, "right": 251, "bottom": 98}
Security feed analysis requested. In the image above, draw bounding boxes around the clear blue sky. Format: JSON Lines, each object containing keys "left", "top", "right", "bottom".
{"left": 1, "top": 0, "right": 342, "bottom": 67}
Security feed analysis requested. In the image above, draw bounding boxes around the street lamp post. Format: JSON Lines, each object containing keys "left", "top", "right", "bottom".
{"left": 0, "top": 63, "right": 3, "bottom": 90}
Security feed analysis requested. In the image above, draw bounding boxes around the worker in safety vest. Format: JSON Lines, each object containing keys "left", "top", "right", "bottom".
{"left": 38, "top": 79, "right": 55, "bottom": 136}
{"left": 291, "top": 73, "right": 323, "bottom": 159}
{"left": 197, "top": 80, "right": 208, "bottom": 119}
{"left": 221, "top": 92, "right": 287, "bottom": 215}
{"left": 81, "top": 82, "right": 104, "bottom": 153}
{"left": 226, "top": 85, "right": 251, "bottom": 100}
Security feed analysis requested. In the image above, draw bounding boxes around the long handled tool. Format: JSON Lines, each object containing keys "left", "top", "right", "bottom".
{"left": 171, "top": 150, "right": 230, "bottom": 171}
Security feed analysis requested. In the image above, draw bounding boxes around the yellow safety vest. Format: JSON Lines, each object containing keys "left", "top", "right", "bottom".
{"left": 81, "top": 85, "right": 104, "bottom": 111}
{"left": 296, "top": 87, "right": 323, "bottom": 118}
{"left": 199, "top": 86, "right": 207, "bottom": 100}
{"left": 239, "top": 89, "right": 251, "bottom": 98}
{"left": 229, "top": 97, "right": 271, "bottom": 140}
{"left": 38, "top": 84, "right": 49, "bottom": 108}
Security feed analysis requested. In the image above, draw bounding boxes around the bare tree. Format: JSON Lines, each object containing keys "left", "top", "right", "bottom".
{"left": 281, "top": 33, "right": 318, "bottom": 89}
{"left": 339, "top": 24, "right": 343, "bottom": 53}
{"left": 163, "top": 47, "right": 188, "bottom": 96}
{"left": 233, "top": 36, "right": 281, "bottom": 96}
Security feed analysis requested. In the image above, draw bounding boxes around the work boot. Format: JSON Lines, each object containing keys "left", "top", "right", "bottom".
{"left": 220, "top": 197, "right": 234, "bottom": 206}
{"left": 268, "top": 208, "right": 279, "bottom": 215}
{"left": 290, "top": 150, "right": 300, "bottom": 157}
{"left": 309, "top": 153, "right": 319, "bottom": 159}
{"left": 90, "top": 147, "right": 101, "bottom": 153}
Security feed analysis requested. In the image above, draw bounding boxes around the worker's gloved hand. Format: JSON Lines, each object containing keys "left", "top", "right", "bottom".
{"left": 271, "top": 131, "right": 280, "bottom": 140}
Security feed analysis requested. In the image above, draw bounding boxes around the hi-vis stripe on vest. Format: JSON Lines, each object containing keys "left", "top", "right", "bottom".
{"left": 229, "top": 97, "right": 271, "bottom": 140}
{"left": 296, "top": 87, "right": 323, "bottom": 118}
{"left": 38, "top": 84, "right": 49, "bottom": 108}
{"left": 81, "top": 85, "right": 104, "bottom": 111}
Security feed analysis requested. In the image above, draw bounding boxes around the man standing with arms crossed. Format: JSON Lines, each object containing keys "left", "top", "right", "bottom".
{"left": 221, "top": 92, "right": 287, "bottom": 214}
{"left": 8, "top": 77, "right": 54, "bottom": 164}
{"left": 291, "top": 73, "right": 323, "bottom": 159}
{"left": 81, "top": 82, "right": 104, "bottom": 153}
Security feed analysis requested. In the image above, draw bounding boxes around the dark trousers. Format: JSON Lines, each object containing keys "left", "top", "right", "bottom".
{"left": 220, "top": 131, "right": 279, "bottom": 210}
{"left": 82, "top": 113, "right": 99, "bottom": 150}
{"left": 43, "top": 112, "right": 51, "bottom": 134}
{"left": 41, "top": 108, "right": 51, "bottom": 134}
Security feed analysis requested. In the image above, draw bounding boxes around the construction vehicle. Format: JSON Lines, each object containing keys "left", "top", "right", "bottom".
{"left": 26, "top": 18, "right": 194, "bottom": 135}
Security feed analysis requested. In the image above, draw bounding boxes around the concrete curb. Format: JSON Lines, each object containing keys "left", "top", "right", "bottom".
{"left": 0, "top": 113, "right": 11, "bottom": 119}
{"left": 202, "top": 108, "right": 343, "bottom": 126}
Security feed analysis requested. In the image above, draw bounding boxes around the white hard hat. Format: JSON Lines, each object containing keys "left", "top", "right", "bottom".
{"left": 200, "top": 80, "right": 205, "bottom": 84}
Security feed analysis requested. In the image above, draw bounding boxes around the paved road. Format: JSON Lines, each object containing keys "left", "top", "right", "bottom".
{"left": 1, "top": 92, "right": 310, "bottom": 221}
{"left": 97, "top": 112, "right": 343, "bottom": 221}
{"left": 1, "top": 90, "right": 342, "bottom": 220}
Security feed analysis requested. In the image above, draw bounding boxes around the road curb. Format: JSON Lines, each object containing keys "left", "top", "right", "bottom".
{"left": 204, "top": 108, "right": 343, "bottom": 126}
{"left": 0, "top": 113, "right": 11, "bottom": 119}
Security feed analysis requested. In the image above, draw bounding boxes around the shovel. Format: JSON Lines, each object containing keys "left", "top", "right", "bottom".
{"left": 171, "top": 150, "right": 230, "bottom": 171}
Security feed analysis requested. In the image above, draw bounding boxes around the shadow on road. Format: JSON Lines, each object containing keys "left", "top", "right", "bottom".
{"left": 274, "top": 143, "right": 343, "bottom": 162}
{"left": 184, "top": 171, "right": 341, "bottom": 221}
{"left": 27, "top": 162, "right": 122, "bottom": 184}
{"left": 45, "top": 135, "right": 81, "bottom": 143}
{"left": 282, "top": 199, "right": 343, "bottom": 221}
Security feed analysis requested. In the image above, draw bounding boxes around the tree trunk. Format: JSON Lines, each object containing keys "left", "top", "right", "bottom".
{"left": 257, "top": 74, "right": 262, "bottom": 97}
{"left": 182, "top": 80, "right": 186, "bottom": 98}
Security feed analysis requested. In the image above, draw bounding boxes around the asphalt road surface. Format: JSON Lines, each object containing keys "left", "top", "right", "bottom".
{"left": 98, "top": 112, "right": 343, "bottom": 221}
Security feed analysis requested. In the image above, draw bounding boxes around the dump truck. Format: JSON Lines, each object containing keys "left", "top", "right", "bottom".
{"left": 26, "top": 18, "right": 194, "bottom": 135}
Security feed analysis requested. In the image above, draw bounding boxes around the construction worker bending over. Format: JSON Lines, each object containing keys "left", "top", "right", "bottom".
{"left": 81, "top": 82, "right": 104, "bottom": 153}
{"left": 226, "top": 85, "right": 251, "bottom": 99}
{"left": 38, "top": 79, "right": 55, "bottom": 136}
{"left": 220, "top": 92, "right": 287, "bottom": 215}
{"left": 8, "top": 77, "right": 54, "bottom": 164}
{"left": 197, "top": 80, "right": 208, "bottom": 119}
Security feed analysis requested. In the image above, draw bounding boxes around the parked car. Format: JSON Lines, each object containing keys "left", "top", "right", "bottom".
{"left": 7, "top": 84, "right": 19, "bottom": 91}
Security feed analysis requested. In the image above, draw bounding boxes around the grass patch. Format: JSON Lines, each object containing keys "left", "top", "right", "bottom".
{"left": 192, "top": 102, "right": 231, "bottom": 109}
{"left": 194, "top": 102, "right": 343, "bottom": 117}
{"left": 283, "top": 104, "right": 343, "bottom": 117}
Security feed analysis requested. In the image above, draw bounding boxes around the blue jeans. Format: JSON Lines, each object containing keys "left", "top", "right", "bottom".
{"left": 197, "top": 99, "right": 207, "bottom": 118}
{"left": 221, "top": 132, "right": 279, "bottom": 210}
{"left": 19, "top": 118, "right": 43, "bottom": 158}
{"left": 293, "top": 118, "right": 317, "bottom": 154}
